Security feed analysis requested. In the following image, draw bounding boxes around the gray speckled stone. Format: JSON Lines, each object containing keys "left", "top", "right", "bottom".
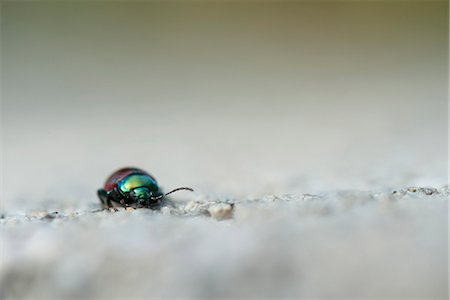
{"left": 1, "top": 186, "right": 448, "bottom": 299}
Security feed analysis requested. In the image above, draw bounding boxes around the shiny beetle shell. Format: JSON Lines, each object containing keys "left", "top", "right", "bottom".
{"left": 103, "top": 167, "right": 158, "bottom": 193}
{"left": 97, "top": 167, "right": 193, "bottom": 210}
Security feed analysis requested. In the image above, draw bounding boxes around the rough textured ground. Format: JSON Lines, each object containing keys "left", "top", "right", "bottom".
{"left": 2, "top": 2, "right": 448, "bottom": 299}
{"left": 1, "top": 186, "right": 448, "bottom": 299}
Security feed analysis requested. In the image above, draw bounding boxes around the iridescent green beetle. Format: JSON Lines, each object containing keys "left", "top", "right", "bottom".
{"left": 98, "top": 167, "right": 193, "bottom": 209}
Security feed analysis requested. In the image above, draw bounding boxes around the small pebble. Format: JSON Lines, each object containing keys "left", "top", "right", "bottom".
{"left": 407, "top": 187, "right": 417, "bottom": 193}
{"left": 184, "top": 201, "right": 197, "bottom": 211}
{"left": 41, "top": 212, "right": 59, "bottom": 220}
{"left": 207, "top": 204, "right": 233, "bottom": 220}
{"left": 161, "top": 206, "right": 171, "bottom": 215}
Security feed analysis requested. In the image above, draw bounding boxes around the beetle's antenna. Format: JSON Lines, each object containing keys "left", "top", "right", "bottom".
{"left": 151, "top": 187, "right": 194, "bottom": 201}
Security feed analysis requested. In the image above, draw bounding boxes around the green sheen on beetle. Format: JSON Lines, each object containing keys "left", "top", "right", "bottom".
{"left": 118, "top": 174, "right": 158, "bottom": 193}
{"left": 98, "top": 167, "right": 193, "bottom": 209}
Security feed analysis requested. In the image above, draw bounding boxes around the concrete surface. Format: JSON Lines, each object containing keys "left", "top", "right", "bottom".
{"left": 1, "top": 186, "right": 448, "bottom": 299}
{"left": 1, "top": 1, "right": 448, "bottom": 299}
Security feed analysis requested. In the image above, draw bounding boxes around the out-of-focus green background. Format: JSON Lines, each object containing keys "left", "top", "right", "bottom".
{"left": 2, "top": 1, "right": 448, "bottom": 207}
{"left": 1, "top": 1, "right": 448, "bottom": 299}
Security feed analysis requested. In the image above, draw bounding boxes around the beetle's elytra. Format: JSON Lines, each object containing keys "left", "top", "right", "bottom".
{"left": 98, "top": 167, "right": 193, "bottom": 209}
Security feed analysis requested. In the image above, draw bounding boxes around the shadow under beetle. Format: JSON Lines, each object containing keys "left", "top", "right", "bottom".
{"left": 98, "top": 167, "right": 193, "bottom": 209}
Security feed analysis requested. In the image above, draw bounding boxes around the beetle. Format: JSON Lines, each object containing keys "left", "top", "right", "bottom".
{"left": 98, "top": 167, "right": 193, "bottom": 209}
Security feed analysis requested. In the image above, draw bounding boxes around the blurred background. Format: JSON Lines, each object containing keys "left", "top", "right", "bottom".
{"left": 2, "top": 0, "right": 447, "bottom": 211}
{"left": 1, "top": 1, "right": 448, "bottom": 299}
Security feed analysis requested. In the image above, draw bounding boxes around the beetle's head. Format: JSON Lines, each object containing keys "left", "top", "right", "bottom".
{"left": 117, "top": 173, "right": 194, "bottom": 208}
{"left": 129, "top": 187, "right": 156, "bottom": 206}
{"left": 118, "top": 174, "right": 159, "bottom": 206}
{"left": 130, "top": 186, "right": 194, "bottom": 207}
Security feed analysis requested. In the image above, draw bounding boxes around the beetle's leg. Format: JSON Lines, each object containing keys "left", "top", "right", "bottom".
{"left": 110, "top": 187, "right": 128, "bottom": 209}
{"left": 97, "top": 189, "right": 110, "bottom": 209}
{"left": 108, "top": 200, "right": 136, "bottom": 210}
{"left": 98, "top": 189, "right": 127, "bottom": 211}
